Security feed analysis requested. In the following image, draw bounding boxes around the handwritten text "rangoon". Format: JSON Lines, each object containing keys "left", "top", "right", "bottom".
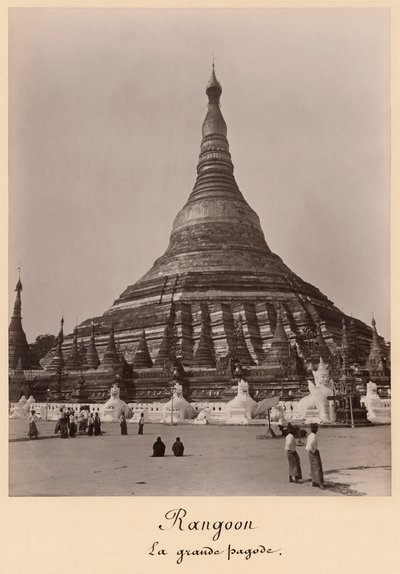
{"left": 158, "top": 507, "right": 257, "bottom": 541}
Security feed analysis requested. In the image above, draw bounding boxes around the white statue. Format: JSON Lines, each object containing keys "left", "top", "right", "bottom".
{"left": 9, "top": 395, "right": 36, "bottom": 419}
{"left": 161, "top": 382, "right": 195, "bottom": 422}
{"left": 297, "top": 358, "right": 334, "bottom": 423}
{"left": 225, "top": 379, "right": 257, "bottom": 422}
{"left": 361, "top": 381, "right": 382, "bottom": 423}
{"left": 194, "top": 407, "right": 210, "bottom": 424}
{"left": 101, "top": 384, "right": 131, "bottom": 421}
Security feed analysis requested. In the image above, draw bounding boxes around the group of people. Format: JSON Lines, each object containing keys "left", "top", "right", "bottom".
{"left": 54, "top": 408, "right": 102, "bottom": 438}
{"left": 119, "top": 412, "right": 144, "bottom": 435}
{"left": 27, "top": 408, "right": 146, "bottom": 439}
{"left": 284, "top": 423, "right": 324, "bottom": 489}
{"left": 27, "top": 407, "right": 323, "bottom": 489}
{"left": 152, "top": 436, "right": 184, "bottom": 457}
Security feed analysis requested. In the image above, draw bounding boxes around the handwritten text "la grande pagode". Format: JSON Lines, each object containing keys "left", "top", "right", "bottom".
{"left": 148, "top": 508, "right": 282, "bottom": 564}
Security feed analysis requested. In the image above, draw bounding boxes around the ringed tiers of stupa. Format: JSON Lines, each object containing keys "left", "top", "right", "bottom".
{"left": 9, "top": 66, "right": 390, "bottom": 405}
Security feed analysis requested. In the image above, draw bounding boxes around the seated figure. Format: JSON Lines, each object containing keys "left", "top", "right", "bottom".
{"left": 297, "top": 358, "right": 334, "bottom": 423}
{"left": 152, "top": 436, "right": 166, "bottom": 457}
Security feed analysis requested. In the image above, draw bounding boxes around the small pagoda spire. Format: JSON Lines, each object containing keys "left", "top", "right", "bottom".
{"left": 341, "top": 317, "right": 350, "bottom": 349}
{"left": 370, "top": 315, "right": 381, "bottom": 350}
{"left": 154, "top": 323, "right": 173, "bottom": 367}
{"left": 192, "top": 313, "right": 216, "bottom": 368}
{"left": 232, "top": 314, "right": 255, "bottom": 366}
{"left": 311, "top": 321, "right": 331, "bottom": 363}
{"left": 47, "top": 323, "right": 65, "bottom": 374}
{"left": 271, "top": 305, "right": 289, "bottom": 346}
{"left": 85, "top": 323, "right": 100, "bottom": 370}
{"left": 79, "top": 339, "right": 87, "bottom": 367}
{"left": 132, "top": 329, "right": 153, "bottom": 369}
{"left": 56, "top": 316, "right": 64, "bottom": 346}
{"left": 366, "top": 316, "right": 387, "bottom": 373}
{"left": 99, "top": 323, "right": 120, "bottom": 371}
{"left": 64, "top": 327, "right": 81, "bottom": 371}
{"left": 340, "top": 318, "right": 350, "bottom": 371}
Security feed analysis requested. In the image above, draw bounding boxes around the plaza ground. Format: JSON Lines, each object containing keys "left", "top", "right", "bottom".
{"left": 9, "top": 420, "right": 390, "bottom": 496}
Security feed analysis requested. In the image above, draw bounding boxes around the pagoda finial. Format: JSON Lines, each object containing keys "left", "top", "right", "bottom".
{"left": 371, "top": 315, "right": 380, "bottom": 350}
{"left": 56, "top": 315, "right": 64, "bottom": 346}
{"left": 206, "top": 61, "right": 222, "bottom": 104}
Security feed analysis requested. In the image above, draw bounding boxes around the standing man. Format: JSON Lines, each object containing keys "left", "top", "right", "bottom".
{"left": 27, "top": 410, "right": 39, "bottom": 439}
{"left": 284, "top": 424, "right": 302, "bottom": 483}
{"left": 305, "top": 423, "right": 324, "bottom": 489}
{"left": 138, "top": 412, "right": 144, "bottom": 435}
{"left": 94, "top": 412, "right": 102, "bottom": 436}
{"left": 119, "top": 411, "right": 128, "bottom": 435}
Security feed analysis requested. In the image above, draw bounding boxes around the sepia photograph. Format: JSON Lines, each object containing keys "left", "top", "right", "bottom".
{"left": 8, "top": 7, "right": 390, "bottom": 498}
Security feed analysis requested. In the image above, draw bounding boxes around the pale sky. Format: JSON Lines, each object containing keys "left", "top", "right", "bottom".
{"left": 8, "top": 8, "right": 390, "bottom": 342}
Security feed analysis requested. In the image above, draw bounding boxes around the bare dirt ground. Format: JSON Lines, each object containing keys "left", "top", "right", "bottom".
{"left": 9, "top": 420, "right": 390, "bottom": 496}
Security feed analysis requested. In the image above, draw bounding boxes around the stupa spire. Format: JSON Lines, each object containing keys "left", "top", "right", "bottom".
{"left": 99, "top": 323, "right": 120, "bottom": 371}
{"left": 370, "top": 316, "right": 380, "bottom": 350}
{"left": 65, "top": 327, "right": 81, "bottom": 371}
{"left": 12, "top": 277, "right": 23, "bottom": 318}
{"left": 132, "top": 329, "right": 153, "bottom": 369}
{"left": 117, "top": 65, "right": 273, "bottom": 286}
{"left": 56, "top": 316, "right": 64, "bottom": 346}
{"left": 9, "top": 273, "right": 38, "bottom": 370}
{"left": 193, "top": 309, "right": 215, "bottom": 368}
{"left": 271, "top": 306, "right": 288, "bottom": 346}
{"left": 366, "top": 316, "right": 388, "bottom": 373}
{"left": 85, "top": 323, "right": 100, "bottom": 370}
{"left": 47, "top": 322, "right": 65, "bottom": 374}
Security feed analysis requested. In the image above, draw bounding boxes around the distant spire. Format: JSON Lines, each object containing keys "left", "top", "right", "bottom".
{"left": 366, "top": 316, "right": 387, "bottom": 373}
{"left": 99, "top": 323, "right": 120, "bottom": 371}
{"left": 9, "top": 272, "right": 38, "bottom": 370}
{"left": 193, "top": 311, "right": 215, "bottom": 368}
{"left": 65, "top": 327, "right": 81, "bottom": 371}
{"left": 370, "top": 315, "right": 380, "bottom": 351}
{"left": 232, "top": 314, "right": 255, "bottom": 366}
{"left": 154, "top": 323, "right": 173, "bottom": 367}
{"left": 340, "top": 318, "right": 350, "bottom": 371}
{"left": 341, "top": 317, "right": 350, "bottom": 349}
{"left": 271, "top": 306, "right": 288, "bottom": 346}
{"left": 56, "top": 316, "right": 64, "bottom": 346}
{"left": 313, "top": 321, "right": 331, "bottom": 363}
{"left": 47, "top": 320, "right": 65, "bottom": 374}
{"left": 85, "top": 323, "right": 100, "bottom": 370}
{"left": 132, "top": 329, "right": 153, "bottom": 369}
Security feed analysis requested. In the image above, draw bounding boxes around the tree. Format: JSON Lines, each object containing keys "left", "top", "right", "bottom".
{"left": 29, "top": 334, "right": 57, "bottom": 362}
